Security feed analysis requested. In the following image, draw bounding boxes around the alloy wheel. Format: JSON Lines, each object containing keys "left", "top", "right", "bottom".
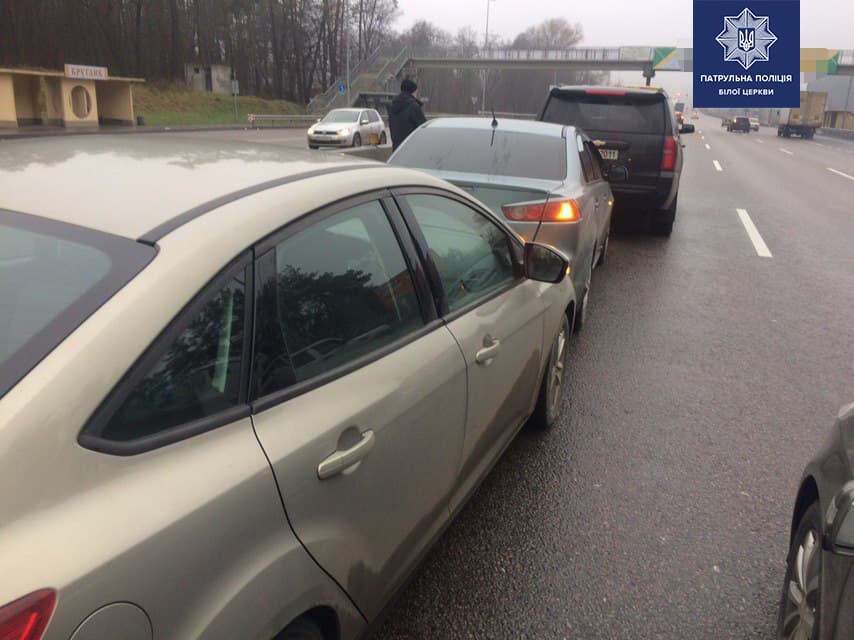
{"left": 781, "top": 529, "right": 821, "bottom": 640}
{"left": 547, "top": 319, "right": 568, "bottom": 419}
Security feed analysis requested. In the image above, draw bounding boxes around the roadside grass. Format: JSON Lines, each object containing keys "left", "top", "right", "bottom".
{"left": 133, "top": 83, "right": 304, "bottom": 127}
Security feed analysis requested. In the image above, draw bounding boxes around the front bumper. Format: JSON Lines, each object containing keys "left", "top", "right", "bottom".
{"left": 307, "top": 133, "right": 351, "bottom": 146}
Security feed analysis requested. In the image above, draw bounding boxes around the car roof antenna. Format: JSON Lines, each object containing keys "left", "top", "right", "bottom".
{"left": 490, "top": 108, "right": 498, "bottom": 146}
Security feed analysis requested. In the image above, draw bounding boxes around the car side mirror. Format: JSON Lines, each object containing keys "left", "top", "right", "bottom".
{"left": 524, "top": 243, "right": 568, "bottom": 284}
{"left": 361, "top": 119, "right": 370, "bottom": 125}
{"left": 680, "top": 124, "right": 695, "bottom": 134}
{"left": 606, "top": 166, "right": 629, "bottom": 183}
{"left": 826, "top": 483, "right": 854, "bottom": 556}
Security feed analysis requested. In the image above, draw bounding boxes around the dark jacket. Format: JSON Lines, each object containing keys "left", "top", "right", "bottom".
{"left": 388, "top": 92, "right": 426, "bottom": 150}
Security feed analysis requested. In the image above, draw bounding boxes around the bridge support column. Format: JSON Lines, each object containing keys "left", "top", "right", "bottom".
{"left": 643, "top": 64, "right": 656, "bottom": 87}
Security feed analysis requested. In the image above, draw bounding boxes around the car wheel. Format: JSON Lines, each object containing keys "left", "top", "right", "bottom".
{"left": 277, "top": 617, "right": 324, "bottom": 640}
{"left": 352, "top": 133, "right": 361, "bottom": 148}
{"left": 380, "top": 131, "right": 387, "bottom": 145}
{"left": 778, "top": 501, "right": 822, "bottom": 640}
{"left": 530, "top": 312, "right": 571, "bottom": 429}
{"left": 596, "top": 224, "right": 610, "bottom": 267}
{"left": 651, "top": 196, "right": 677, "bottom": 237}
{"left": 574, "top": 268, "right": 591, "bottom": 333}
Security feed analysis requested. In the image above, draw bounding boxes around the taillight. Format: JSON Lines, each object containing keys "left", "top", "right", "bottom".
{"left": 661, "top": 136, "right": 677, "bottom": 171}
{"left": 0, "top": 590, "right": 56, "bottom": 640}
{"left": 501, "top": 198, "right": 581, "bottom": 223}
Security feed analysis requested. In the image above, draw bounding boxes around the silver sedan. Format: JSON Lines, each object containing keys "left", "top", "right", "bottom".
{"left": 0, "top": 136, "right": 574, "bottom": 640}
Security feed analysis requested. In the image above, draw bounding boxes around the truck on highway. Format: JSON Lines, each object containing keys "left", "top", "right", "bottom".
{"left": 777, "top": 91, "right": 827, "bottom": 139}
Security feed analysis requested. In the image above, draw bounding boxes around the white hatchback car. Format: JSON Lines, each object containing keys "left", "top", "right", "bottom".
{"left": 308, "top": 108, "right": 387, "bottom": 149}
{"left": 0, "top": 136, "right": 575, "bottom": 640}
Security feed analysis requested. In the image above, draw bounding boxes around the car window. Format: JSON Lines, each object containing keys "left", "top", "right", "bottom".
{"left": 253, "top": 200, "right": 423, "bottom": 397}
{"left": 98, "top": 269, "right": 248, "bottom": 442}
{"left": 403, "top": 194, "right": 515, "bottom": 313}
{"left": 542, "top": 93, "right": 667, "bottom": 134}
{"left": 584, "top": 142, "right": 604, "bottom": 180}
{"left": 0, "top": 211, "right": 155, "bottom": 401}
{"left": 577, "top": 139, "right": 595, "bottom": 182}
{"left": 390, "top": 128, "right": 567, "bottom": 181}
{"left": 368, "top": 110, "right": 381, "bottom": 123}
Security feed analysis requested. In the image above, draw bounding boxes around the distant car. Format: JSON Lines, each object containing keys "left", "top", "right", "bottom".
{"left": 728, "top": 116, "right": 751, "bottom": 133}
{"left": 538, "top": 85, "right": 691, "bottom": 237}
{"left": 778, "top": 402, "right": 854, "bottom": 640}
{"left": 721, "top": 117, "right": 732, "bottom": 128}
{"left": 0, "top": 136, "right": 575, "bottom": 640}
{"left": 389, "top": 117, "right": 619, "bottom": 331}
{"left": 749, "top": 117, "right": 760, "bottom": 131}
{"left": 307, "top": 108, "right": 386, "bottom": 149}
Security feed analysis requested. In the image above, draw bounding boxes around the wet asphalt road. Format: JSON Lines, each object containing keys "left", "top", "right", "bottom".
{"left": 363, "top": 117, "right": 854, "bottom": 639}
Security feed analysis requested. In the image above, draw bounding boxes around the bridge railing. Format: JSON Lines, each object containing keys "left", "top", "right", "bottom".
{"left": 410, "top": 46, "right": 629, "bottom": 62}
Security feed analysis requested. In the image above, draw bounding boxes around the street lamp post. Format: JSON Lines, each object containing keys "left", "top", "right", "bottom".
{"left": 345, "top": 1, "right": 351, "bottom": 107}
{"left": 481, "top": 0, "right": 495, "bottom": 112}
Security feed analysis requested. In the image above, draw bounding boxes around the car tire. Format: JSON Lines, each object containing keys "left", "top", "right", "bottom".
{"left": 530, "top": 312, "right": 571, "bottom": 429}
{"left": 352, "top": 133, "right": 361, "bottom": 148}
{"left": 380, "top": 131, "right": 387, "bottom": 145}
{"left": 574, "top": 267, "right": 592, "bottom": 333}
{"left": 596, "top": 224, "right": 610, "bottom": 267}
{"left": 277, "top": 617, "right": 324, "bottom": 640}
{"left": 777, "top": 501, "right": 822, "bottom": 640}
{"left": 651, "top": 196, "right": 677, "bottom": 237}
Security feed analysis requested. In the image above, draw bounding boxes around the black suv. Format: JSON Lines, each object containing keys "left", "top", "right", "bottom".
{"left": 538, "top": 86, "right": 692, "bottom": 236}
{"left": 727, "top": 116, "right": 751, "bottom": 133}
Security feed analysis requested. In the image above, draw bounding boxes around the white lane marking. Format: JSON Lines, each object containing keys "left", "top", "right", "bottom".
{"left": 713, "top": 160, "right": 723, "bottom": 172}
{"left": 756, "top": 139, "right": 764, "bottom": 144}
{"left": 828, "top": 167, "right": 854, "bottom": 182}
{"left": 814, "top": 142, "right": 825, "bottom": 147}
{"left": 737, "top": 209, "right": 773, "bottom": 258}
{"left": 779, "top": 148, "right": 794, "bottom": 155}
{"left": 705, "top": 143, "right": 711, "bottom": 150}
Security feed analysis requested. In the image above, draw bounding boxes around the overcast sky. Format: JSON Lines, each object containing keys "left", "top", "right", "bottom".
{"left": 393, "top": 0, "right": 854, "bottom": 49}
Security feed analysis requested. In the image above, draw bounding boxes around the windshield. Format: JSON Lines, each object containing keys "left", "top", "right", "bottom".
{"left": 542, "top": 93, "right": 667, "bottom": 134}
{"left": 321, "top": 110, "right": 360, "bottom": 124}
{"left": 0, "top": 211, "right": 155, "bottom": 399}
{"left": 390, "top": 128, "right": 566, "bottom": 181}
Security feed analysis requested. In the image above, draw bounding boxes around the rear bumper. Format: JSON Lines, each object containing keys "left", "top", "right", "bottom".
{"left": 611, "top": 176, "right": 678, "bottom": 212}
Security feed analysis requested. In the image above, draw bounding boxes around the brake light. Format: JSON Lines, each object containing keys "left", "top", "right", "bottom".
{"left": 661, "top": 136, "right": 677, "bottom": 171}
{"left": 502, "top": 198, "right": 581, "bottom": 223}
{"left": 0, "top": 590, "right": 56, "bottom": 640}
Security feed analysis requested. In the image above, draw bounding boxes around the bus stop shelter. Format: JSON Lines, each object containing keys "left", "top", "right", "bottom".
{"left": 0, "top": 64, "right": 143, "bottom": 129}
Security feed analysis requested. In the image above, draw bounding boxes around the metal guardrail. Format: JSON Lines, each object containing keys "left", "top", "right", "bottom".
{"left": 248, "top": 114, "right": 318, "bottom": 129}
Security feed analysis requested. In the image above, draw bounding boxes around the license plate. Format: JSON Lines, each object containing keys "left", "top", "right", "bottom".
{"left": 600, "top": 149, "right": 619, "bottom": 161}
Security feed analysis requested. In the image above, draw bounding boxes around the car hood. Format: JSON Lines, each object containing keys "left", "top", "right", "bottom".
{"left": 313, "top": 122, "right": 355, "bottom": 132}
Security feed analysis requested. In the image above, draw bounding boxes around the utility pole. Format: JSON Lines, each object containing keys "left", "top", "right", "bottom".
{"left": 481, "top": 0, "right": 495, "bottom": 112}
{"left": 346, "top": 1, "right": 351, "bottom": 107}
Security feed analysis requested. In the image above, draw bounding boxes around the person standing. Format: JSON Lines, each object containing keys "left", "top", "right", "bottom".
{"left": 388, "top": 78, "right": 426, "bottom": 150}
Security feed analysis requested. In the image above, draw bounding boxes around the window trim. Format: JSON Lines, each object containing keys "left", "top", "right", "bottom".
{"left": 78, "top": 251, "right": 254, "bottom": 456}
{"left": 249, "top": 193, "right": 438, "bottom": 412}
{"left": 391, "top": 187, "right": 524, "bottom": 320}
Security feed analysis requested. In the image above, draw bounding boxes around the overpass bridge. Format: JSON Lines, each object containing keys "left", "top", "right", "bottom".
{"left": 309, "top": 46, "right": 854, "bottom": 113}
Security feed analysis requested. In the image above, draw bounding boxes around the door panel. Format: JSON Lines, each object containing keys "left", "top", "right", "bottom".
{"left": 399, "top": 193, "right": 546, "bottom": 514}
{"left": 249, "top": 199, "right": 466, "bottom": 621}
{"left": 251, "top": 327, "right": 466, "bottom": 621}
{"left": 444, "top": 282, "right": 545, "bottom": 513}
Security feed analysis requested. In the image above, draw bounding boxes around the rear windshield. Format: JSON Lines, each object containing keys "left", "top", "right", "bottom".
{"left": 390, "top": 128, "right": 567, "bottom": 181}
{"left": 541, "top": 92, "right": 667, "bottom": 135}
{"left": 0, "top": 211, "right": 155, "bottom": 399}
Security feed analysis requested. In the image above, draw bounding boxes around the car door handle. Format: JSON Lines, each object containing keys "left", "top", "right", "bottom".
{"left": 317, "top": 430, "right": 375, "bottom": 480}
{"left": 475, "top": 336, "right": 501, "bottom": 365}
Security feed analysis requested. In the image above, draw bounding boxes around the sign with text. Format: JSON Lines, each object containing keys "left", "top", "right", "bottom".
{"left": 64, "top": 64, "right": 109, "bottom": 81}
{"left": 694, "top": 0, "right": 799, "bottom": 107}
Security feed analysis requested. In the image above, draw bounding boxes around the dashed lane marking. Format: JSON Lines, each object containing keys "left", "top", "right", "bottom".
{"left": 713, "top": 160, "right": 723, "bottom": 172}
{"left": 828, "top": 167, "right": 854, "bottom": 182}
{"left": 736, "top": 209, "right": 773, "bottom": 258}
